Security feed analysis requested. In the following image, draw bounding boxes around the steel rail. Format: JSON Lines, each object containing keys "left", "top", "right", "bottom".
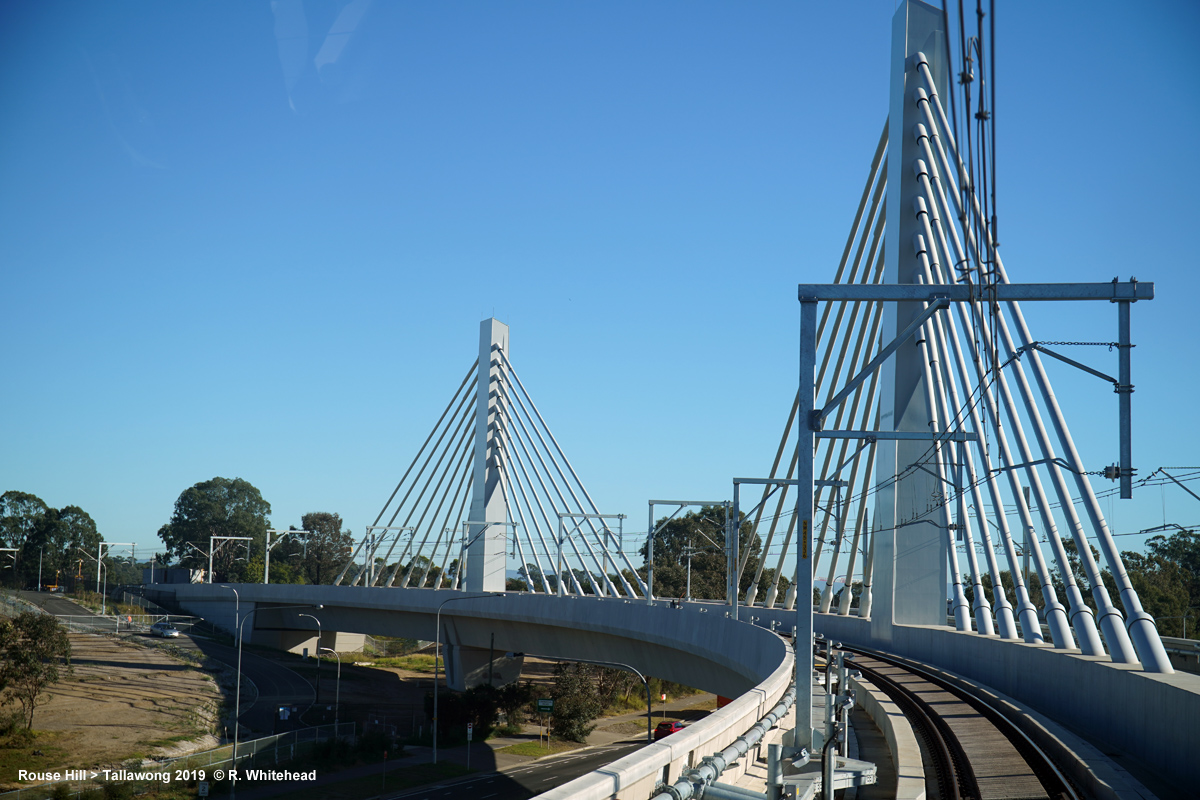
{"left": 844, "top": 646, "right": 1082, "bottom": 800}
{"left": 840, "top": 649, "right": 963, "bottom": 800}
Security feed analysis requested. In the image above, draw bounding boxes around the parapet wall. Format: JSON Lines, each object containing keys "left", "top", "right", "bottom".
{"left": 741, "top": 604, "right": 1200, "bottom": 794}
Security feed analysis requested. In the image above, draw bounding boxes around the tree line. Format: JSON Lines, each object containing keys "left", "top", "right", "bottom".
{"left": 951, "top": 528, "right": 1200, "bottom": 639}
{"left": 4, "top": 483, "right": 1196, "bottom": 637}
{"left": 0, "top": 479, "right": 356, "bottom": 589}
{"left": 155, "top": 477, "right": 355, "bottom": 584}
{"left": 0, "top": 491, "right": 105, "bottom": 589}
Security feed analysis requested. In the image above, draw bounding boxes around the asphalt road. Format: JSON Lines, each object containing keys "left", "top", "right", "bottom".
{"left": 19, "top": 590, "right": 313, "bottom": 736}
{"left": 17, "top": 589, "right": 94, "bottom": 617}
{"left": 387, "top": 742, "right": 645, "bottom": 800}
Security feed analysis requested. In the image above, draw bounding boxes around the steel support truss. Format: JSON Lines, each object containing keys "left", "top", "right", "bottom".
{"left": 794, "top": 279, "right": 1167, "bottom": 747}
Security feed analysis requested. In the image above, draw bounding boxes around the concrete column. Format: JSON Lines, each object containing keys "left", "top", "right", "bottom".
{"left": 873, "top": 0, "right": 950, "bottom": 637}
{"left": 465, "top": 318, "right": 510, "bottom": 591}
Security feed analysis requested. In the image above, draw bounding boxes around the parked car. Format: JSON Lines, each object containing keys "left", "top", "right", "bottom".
{"left": 654, "top": 720, "right": 685, "bottom": 740}
{"left": 150, "top": 621, "right": 180, "bottom": 638}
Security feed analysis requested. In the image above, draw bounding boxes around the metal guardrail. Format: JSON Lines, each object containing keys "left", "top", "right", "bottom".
{"left": 0, "top": 722, "right": 356, "bottom": 800}
{"left": 1159, "top": 635, "right": 1200, "bottom": 656}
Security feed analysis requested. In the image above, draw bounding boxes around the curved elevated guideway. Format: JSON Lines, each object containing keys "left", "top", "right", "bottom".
{"left": 156, "top": 583, "right": 794, "bottom": 800}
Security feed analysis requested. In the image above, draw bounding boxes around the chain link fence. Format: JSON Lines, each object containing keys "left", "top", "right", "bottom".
{"left": 53, "top": 614, "right": 202, "bottom": 636}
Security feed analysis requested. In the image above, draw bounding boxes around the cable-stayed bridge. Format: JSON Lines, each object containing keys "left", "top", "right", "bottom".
{"left": 150, "top": 3, "right": 1199, "bottom": 798}
{"left": 331, "top": 317, "right": 646, "bottom": 600}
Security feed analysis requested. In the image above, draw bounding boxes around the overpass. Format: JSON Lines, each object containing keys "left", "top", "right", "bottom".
{"left": 150, "top": 582, "right": 795, "bottom": 800}
{"left": 147, "top": 580, "right": 1200, "bottom": 797}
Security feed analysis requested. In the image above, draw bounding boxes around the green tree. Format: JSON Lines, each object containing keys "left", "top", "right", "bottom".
{"left": 299, "top": 512, "right": 355, "bottom": 585}
{"left": 423, "top": 684, "right": 500, "bottom": 745}
{"left": 498, "top": 680, "right": 535, "bottom": 723}
{"left": 1, "top": 495, "right": 106, "bottom": 588}
{"left": 519, "top": 563, "right": 552, "bottom": 593}
{"left": 0, "top": 612, "right": 72, "bottom": 729}
{"left": 1145, "top": 529, "right": 1200, "bottom": 604}
{"left": 53, "top": 506, "right": 101, "bottom": 567}
{"left": 157, "top": 478, "right": 271, "bottom": 583}
{"left": 549, "top": 663, "right": 605, "bottom": 742}
{"left": 0, "top": 492, "right": 50, "bottom": 583}
{"left": 638, "top": 506, "right": 766, "bottom": 601}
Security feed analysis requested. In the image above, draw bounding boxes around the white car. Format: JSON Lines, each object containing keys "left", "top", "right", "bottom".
{"left": 150, "top": 621, "right": 181, "bottom": 638}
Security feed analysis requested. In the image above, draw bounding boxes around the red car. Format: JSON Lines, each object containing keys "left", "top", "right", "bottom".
{"left": 654, "top": 721, "right": 685, "bottom": 740}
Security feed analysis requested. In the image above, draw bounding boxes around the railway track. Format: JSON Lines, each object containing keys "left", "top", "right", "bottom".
{"left": 839, "top": 647, "right": 1081, "bottom": 800}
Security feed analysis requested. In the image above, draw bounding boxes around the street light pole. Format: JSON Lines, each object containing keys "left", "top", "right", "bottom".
{"left": 231, "top": 602, "right": 321, "bottom": 800}
{"left": 99, "top": 560, "right": 107, "bottom": 616}
{"left": 299, "top": 613, "right": 322, "bottom": 707}
{"left": 319, "top": 646, "right": 341, "bottom": 726}
{"left": 219, "top": 585, "right": 240, "bottom": 639}
{"left": 433, "top": 593, "right": 504, "bottom": 763}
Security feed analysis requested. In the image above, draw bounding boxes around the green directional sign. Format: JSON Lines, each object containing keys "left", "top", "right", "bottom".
{"left": 537, "top": 698, "right": 554, "bottom": 713}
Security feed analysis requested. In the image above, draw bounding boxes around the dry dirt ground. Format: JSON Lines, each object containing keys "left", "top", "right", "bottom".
{"left": 0, "top": 632, "right": 223, "bottom": 788}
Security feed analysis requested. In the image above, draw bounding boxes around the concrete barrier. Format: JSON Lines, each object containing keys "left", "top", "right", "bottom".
{"left": 737, "top": 605, "right": 1200, "bottom": 795}
{"left": 848, "top": 676, "right": 925, "bottom": 800}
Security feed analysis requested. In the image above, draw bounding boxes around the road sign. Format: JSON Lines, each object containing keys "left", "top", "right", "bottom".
{"left": 198, "top": 782, "right": 209, "bottom": 797}
{"left": 537, "top": 698, "right": 554, "bottom": 713}
{"left": 467, "top": 722, "right": 474, "bottom": 741}
{"left": 661, "top": 693, "right": 667, "bottom": 702}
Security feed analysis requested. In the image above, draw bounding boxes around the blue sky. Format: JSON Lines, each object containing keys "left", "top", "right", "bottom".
{"left": 2, "top": 1, "right": 1198, "bottom": 571}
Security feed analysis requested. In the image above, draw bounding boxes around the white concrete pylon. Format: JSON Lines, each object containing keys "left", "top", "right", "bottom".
{"left": 873, "top": 0, "right": 951, "bottom": 639}
{"left": 465, "top": 318, "right": 510, "bottom": 591}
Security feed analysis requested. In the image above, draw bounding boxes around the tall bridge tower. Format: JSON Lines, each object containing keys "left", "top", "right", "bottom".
{"left": 466, "top": 318, "right": 510, "bottom": 591}
{"left": 874, "top": 0, "right": 950, "bottom": 634}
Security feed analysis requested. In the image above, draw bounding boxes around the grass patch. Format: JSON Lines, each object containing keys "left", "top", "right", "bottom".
{"left": 364, "top": 654, "right": 441, "bottom": 673}
{"left": 498, "top": 739, "right": 585, "bottom": 758}
{"left": 600, "top": 720, "right": 652, "bottom": 736}
{"left": 138, "top": 732, "right": 198, "bottom": 749}
{"left": 0, "top": 730, "right": 70, "bottom": 788}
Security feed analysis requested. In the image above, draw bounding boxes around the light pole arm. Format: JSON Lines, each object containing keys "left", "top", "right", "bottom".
{"left": 432, "top": 593, "right": 504, "bottom": 763}
{"left": 511, "top": 651, "right": 653, "bottom": 743}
